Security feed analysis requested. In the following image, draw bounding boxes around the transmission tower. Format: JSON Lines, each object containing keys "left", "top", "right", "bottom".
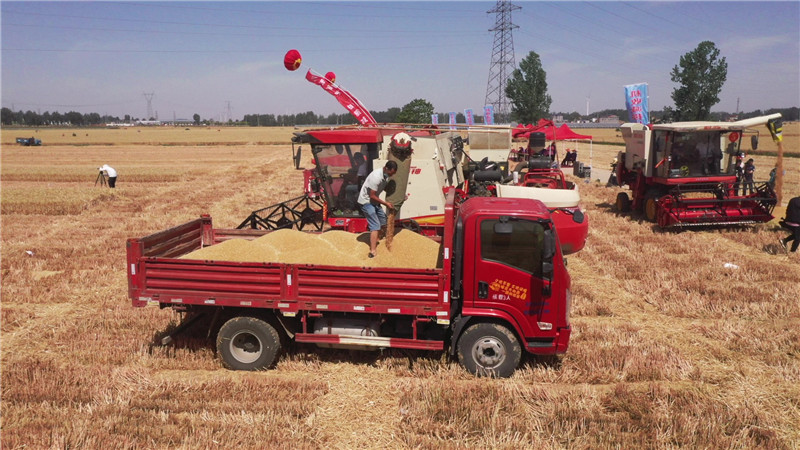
{"left": 143, "top": 92, "right": 155, "bottom": 120}
{"left": 484, "top": 0, "right": 520, "bottom": 124}
{"left": 226, "top": 101, "right": 232, "bottom": 122}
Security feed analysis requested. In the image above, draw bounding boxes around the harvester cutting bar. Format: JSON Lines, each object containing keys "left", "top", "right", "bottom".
{"left": 658, "top": 182, "right": 776, "bottom": 228}
{"left": 237, "top": 195, "right": 324, "bottom": 231}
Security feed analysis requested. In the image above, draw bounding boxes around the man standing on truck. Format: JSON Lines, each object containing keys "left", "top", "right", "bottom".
{"left": 358, "top": 160, "right": 398, "bottom": 258}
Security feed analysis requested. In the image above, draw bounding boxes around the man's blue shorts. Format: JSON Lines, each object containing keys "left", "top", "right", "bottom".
{"left": 360, "top": 202, "right": 387, "bottom": 231}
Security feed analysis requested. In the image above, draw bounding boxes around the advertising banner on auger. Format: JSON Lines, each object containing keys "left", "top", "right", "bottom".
{"left": 483, "top": 105, "right": 495, "bottom": 125}
{"left": 624, "top": 83, "right": 649, "bottom": 125}
{"left": 305, "top": 70, "right": 376, "bottom": 125}
{"left": 464, "top": 109, "right": 475, "bottom": 126}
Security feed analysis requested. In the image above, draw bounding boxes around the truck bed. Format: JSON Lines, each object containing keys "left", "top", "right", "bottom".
{"left": 127, "top": 216, "right": 451, "bottom": 319}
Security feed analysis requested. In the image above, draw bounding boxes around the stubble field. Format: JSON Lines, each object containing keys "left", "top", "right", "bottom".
{"left": 2, "top": 125, "right": 799, "bottom": 449}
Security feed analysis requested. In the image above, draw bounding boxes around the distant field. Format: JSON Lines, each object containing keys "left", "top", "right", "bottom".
{"left": 3, "top": 121, "right": 798, "bottom": 154}
{"left": 1, "top": 123, "right": 799, "bottom": 448}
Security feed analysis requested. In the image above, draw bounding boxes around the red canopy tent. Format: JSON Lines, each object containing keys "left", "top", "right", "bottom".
{"left": 512, "top": 120, "right": 594, "bottom": 171}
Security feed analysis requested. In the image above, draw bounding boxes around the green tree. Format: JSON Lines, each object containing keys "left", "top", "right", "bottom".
{"left": 1, "top": 107, "right": 14, "bottom": 125}
{"left": 193, "top": 113, "right": 201, "bottom": 125}
{"left": 505, "top": 51, "right": 552, "bottom": 124}
{"left": 396, "top": 99, "right": 434, "bottom": 124}
{"left": 670, "top": 41, "right": 727, "bottom": 121}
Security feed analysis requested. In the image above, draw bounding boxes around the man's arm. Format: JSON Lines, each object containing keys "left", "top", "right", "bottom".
{"left": 368, "top": 189, "right": 393, "bottom": 210}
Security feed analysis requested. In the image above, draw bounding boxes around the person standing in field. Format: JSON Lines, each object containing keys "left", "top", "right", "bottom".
{"left": 778, "top": 196, "right": 800, "bottom": 253}
{"left": 733, "top": 153, "right": 745, "bottom": 195}
{"left": 99, "top": 164, "right": 117, "bottom": 188}
{"left": 357, "top": 160, "right": 397, "bottom": 258}
{"left": 743, "top": 159, "right": 755, "bottom": 194}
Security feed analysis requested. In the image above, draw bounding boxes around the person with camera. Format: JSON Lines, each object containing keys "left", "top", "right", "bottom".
{"left": 99, "top": 164, "right": 117, "bottom": 188}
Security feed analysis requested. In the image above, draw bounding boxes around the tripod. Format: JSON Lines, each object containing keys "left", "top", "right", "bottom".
{"left": 95, "top": 171, "right": 108, "bottom": 187}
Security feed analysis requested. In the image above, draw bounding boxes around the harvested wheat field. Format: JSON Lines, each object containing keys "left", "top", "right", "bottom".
{"left": 2, "top": 125, "right": 799, "bottom": 448}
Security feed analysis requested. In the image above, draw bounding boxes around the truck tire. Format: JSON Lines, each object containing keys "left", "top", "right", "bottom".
{"left": 457, "top": 323, "right": 522, "bottom": 378}
{"left": 616, "top": 192, "right": 631, "bottom": 212}
{"left": 217, "top": 316, "right": 281, "bottom": 371}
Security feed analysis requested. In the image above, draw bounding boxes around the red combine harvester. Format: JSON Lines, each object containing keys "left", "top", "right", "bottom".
{"left": 615, "top": 114, "right": 782, "bottom": 228}
{"left": 239, "top": 124, "right": 588, "bottom": 254}
{"left": 467, "top": 151, "right": 588, "bottom": 256}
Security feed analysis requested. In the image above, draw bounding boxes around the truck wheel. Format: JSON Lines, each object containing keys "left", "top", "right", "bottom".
{"left": 615, "top": 192, "right": 631, "bottom": 212}
{"left": 457, "top": 323, "right": 522, "bottom": 378}
{"left": 217, "top": 316, "right": 281, "bottom": 371}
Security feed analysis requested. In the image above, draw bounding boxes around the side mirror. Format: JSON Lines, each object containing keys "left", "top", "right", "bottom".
{"left": 543, "top": 229, "right": 556, "bottom": 260}
{"left": 751, "top": 135, "right": 759, "bottom": 150}
{"left": 293, "top": 146, "right": 302, "bottom": 169}
{"left": 542, "top": 262, "right": 554, "bottom": 277}
{"left": 572, "top": 210, "right": 585, "bottom": 224}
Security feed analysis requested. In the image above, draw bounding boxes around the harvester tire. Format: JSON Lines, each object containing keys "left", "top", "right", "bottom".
{"left": 616, "top": 193, "right": 631, "bottom": 212}
{"left": 457, "top": 322, "right": 521, "bottom": 378}
{"left": 645, "top": 198, "right": 658, "bottom": 222}
{"left": 217, "top": 316, "right": 282, "bottom": 371}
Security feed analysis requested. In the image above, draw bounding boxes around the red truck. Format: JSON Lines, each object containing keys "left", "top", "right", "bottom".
{"left": 127, "top": 189, "right": 571, "bottom": 377}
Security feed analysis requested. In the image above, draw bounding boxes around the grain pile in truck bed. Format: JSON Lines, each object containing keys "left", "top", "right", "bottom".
{"left": 181, "top": 229, "right": 441, "bottom": 269}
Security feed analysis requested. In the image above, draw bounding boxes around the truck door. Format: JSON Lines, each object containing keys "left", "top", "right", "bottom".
{"left": 469, "top": 217, "right": 553, "bottom": 336}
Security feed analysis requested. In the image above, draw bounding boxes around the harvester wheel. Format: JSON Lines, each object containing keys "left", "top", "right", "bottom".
{"left": 217, "top": 316, "right": 282, "bottom": 371}
{"left": 615, "top": 192, "right": 631, "bottom": 212}
{"left": 457, "top": 322, "right": 522, "bottom": 378}
{"left": 645, "top": 197, "right": 659, "bottom": 222}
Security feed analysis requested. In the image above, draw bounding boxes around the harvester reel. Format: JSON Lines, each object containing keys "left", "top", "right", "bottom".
{"left": 237, "top": 195, "right": 324, "bottom": 231}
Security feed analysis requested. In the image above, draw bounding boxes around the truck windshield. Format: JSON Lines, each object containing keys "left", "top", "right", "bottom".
{"left": 479, "top": 219, "right": 545, "bottom": 276}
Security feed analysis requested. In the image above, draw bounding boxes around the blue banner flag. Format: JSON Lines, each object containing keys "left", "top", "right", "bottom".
{"left": 449, "top": 112, "right": 457, "bottom": 130}
{"left": 624, "top": 83, "right": 649, "bottom": 124}
{"left": 464, "top": 109, "right": 475, "bottom": 126}
{"left": 431, "top": 114, "right": 438, "bottom": 125}
{"left": 483, "top": 105, "right": 495, "bottom": 125}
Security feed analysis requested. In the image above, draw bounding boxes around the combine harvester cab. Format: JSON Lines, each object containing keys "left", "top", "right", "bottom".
{"left": 615, "top": 114, "right": 781, "bottom": 228}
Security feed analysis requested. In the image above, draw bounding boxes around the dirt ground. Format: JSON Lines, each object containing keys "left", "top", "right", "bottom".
{"left": 1, "top": 125, "right": 798, "bottom": 448}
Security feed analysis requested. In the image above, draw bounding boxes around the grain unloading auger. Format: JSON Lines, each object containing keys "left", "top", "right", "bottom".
{"left": 615, "top": 113, "right": 782, "bottom": 228}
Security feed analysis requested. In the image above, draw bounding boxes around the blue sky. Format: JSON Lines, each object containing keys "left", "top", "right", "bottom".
{"left": 2, "top": 1, "right": 798, "bottom": 121}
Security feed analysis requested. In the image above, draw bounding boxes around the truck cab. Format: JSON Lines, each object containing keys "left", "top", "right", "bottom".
{"left": 453, "top": 196, "right": 571, "bottom": 362}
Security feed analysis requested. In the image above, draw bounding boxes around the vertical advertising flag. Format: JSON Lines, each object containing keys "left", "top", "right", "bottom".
{"left": 624, "top": 83, "right": 649, "bottom": 125}
{"left": 431, "top": 114, "right": 439, "bottom": 125}
{"left": 464, "top": 109, "right": 475, "bottom": 126}
{"left": 449, "top": 112, "right": 457, "bottom": 130}
{"left": 483, "top": 105, "right": 495, "bottom": 125}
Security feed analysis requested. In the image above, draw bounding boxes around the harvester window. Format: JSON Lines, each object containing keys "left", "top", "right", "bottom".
{"left": 479, "top": 219, "right": 544, "bottom": 276}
